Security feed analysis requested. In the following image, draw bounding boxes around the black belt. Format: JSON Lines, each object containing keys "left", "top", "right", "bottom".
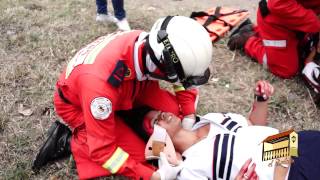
{"left": 58, "top": 88, "right": 72, "bottom": 104}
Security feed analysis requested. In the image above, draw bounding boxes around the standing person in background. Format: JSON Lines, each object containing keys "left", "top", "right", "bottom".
{"left": 228, "top": 0, "right": 320, "bottom": 84}
{"left": 96, "top": 0, "right": 131, "bottom": 31}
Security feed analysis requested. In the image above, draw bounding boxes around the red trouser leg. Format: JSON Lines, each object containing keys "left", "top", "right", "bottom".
{"left": 70, "top": 128, "right": 109, "bottom": 179}
{"left": 115, "top": 116, "right": 147, "bottom": 163}
{"left": 244, "top": 10, "right": 300, "bottom": 78}
{"left": 245, "top": 36, "right": 265, "bottom": 65}
{"left": 54, "top": 92, "right": 153, "bottom": 179}
{"left": 245, "top": 36, "right": 299, "bottom": 78}
{"left": 71, "top": 117, "right": 151, "bottom": 179}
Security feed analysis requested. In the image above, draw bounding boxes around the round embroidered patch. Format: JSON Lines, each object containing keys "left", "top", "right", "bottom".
{"left": 90, "top": 97, "right": 112, "bottom": 120}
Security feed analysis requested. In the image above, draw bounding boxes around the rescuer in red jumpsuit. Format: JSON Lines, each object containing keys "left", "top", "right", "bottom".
{"left": 228, "top": 0, "right": 320, "bottom": 79}
{"left": 33, "top": 16, "right": 213, "bottom": 180}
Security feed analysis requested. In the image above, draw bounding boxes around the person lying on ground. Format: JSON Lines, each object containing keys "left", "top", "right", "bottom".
{"left": 140, "top": 81, "right": 320, "bottom": 180}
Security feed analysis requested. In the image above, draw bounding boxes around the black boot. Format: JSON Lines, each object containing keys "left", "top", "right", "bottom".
{"left": 32, "top": 121, "right": 72, "bottom": 171}
{"left": 227, "top": 24, "right": 255, "bottom": 52}
{"left": 229, "top": 18, "right": 253, "bottom": 37}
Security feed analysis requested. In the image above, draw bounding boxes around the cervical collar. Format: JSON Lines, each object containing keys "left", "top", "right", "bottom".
{"left": 145, "top": 125, "right": 180, "bottom": 165}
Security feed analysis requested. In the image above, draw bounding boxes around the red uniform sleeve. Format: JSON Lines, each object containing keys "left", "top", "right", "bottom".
{"left": 268, "top": 0, "right": 320, "bottom": 32}
{"left": 118, "top": 158, "right": 155, "bottom": 179}
{"left": 78, "top": 75, "right": 154, "bottom": 179}
{"left": 174, "top": 85, "right": 199, "bottom": 116}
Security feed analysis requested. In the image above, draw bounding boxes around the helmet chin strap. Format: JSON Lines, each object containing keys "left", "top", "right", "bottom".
{"left": 142, "top": 36, "right": 180, "bottom": 83}
{"left": 145, "top": 55, "right": 175, "bottom": 82}
{"left": 141, "top": 45, "right": 210, "bottom": 88}
{"left": 134, "top": 32, "right": 171, "bottom": 82}
{"left": 142, "top": 43, "right": 178, "bottom": 82}
{"left": 134, "top": 32, "right": 149, "bottom": 81}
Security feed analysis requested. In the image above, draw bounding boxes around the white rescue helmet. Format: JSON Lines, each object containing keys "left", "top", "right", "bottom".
{"left": 146, "top": 16, "right": 213, "bottom": 88}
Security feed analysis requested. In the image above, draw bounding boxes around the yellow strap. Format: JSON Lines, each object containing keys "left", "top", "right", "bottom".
{"left": 173, "top": 85, "right": 185, "bottom": 92}
{"left": 102, "top": 147, "right": 129, "bottom": 174}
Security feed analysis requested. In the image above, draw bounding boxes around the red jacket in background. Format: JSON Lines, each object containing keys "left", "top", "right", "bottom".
{"left": 244, "top": 0, "right": 320, "bottom": 78}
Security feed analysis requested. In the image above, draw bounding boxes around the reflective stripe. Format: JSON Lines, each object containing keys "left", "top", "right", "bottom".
{"left": 65, "top": 31, "right": 131, "bottom": 79}
{"left": 262, "top": 39, "right": 286, "bottom": 48}
{"left": 173, "top": 85, "right": 185, "bottom": 92}
{"left": 65, "top": 35, "right": 110, "bottom": 79}
{"left": 84, "top": 35, "right": 116, "bottom": 64}
{"left": 262, "top": 53, "right": 268, "bottom": 69}
{"left": 102, "top": 147, "right": 129, "bottom": 174}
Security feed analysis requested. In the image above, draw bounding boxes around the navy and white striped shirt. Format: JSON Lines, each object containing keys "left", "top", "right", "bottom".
{"left": 178, "top": 113, "right": 279, "bottom": 180}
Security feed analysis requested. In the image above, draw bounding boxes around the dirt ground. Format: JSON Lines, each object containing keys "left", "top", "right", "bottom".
{"left": 0, "top": 0, "right": 319, "bottom": 179}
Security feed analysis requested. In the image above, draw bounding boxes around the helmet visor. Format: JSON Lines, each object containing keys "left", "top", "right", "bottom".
{"left": 182, "top": 68, "right": 210, "bottom": 89}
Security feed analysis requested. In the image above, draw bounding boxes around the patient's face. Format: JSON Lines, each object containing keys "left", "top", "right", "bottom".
{"left": 156, "top": 112, "right": 181, "bottom": 137}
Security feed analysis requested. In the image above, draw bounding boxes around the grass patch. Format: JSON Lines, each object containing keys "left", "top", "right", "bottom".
{"left": 0, "top": 0, "right": 319, "bottom": 179}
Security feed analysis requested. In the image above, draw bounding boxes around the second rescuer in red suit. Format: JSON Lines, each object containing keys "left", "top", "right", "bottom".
{"left": 244, "top": 0, "right": 320, "bottom": 78}
{"left": 52, "top": 16, "right": 213, "bottom": 179}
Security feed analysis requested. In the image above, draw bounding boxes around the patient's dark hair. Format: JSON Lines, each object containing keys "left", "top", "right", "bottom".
{"left": 116, "top": 106, "right": 154, "bottom": 142}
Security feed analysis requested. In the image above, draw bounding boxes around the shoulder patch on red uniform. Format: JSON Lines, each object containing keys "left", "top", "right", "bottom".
{"left": 90, "top": 97, "right": 112, "bottom": 120}
{"left": 107, "top": 60, "right": 128, "bottom": 87}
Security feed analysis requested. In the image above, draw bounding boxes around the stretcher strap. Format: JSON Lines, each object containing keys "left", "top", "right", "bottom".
{"left": 204, "top": 7, "right": 227, "bottom": 27}
{"left": 203, "top": 27, "right": 221, "bottom": 40}
{"left": 190, "top": 7, "right": 248, "bottom": 29}
{"left": 190, "top": 7, "right": 248, "bottom": 39}
{"left": 191, "top": 7, "right": 228, "bottom": 27}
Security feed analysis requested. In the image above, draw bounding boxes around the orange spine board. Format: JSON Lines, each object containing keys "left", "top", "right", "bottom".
{"left": 194, "top": 7, "right": 250, "bottom": 41}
